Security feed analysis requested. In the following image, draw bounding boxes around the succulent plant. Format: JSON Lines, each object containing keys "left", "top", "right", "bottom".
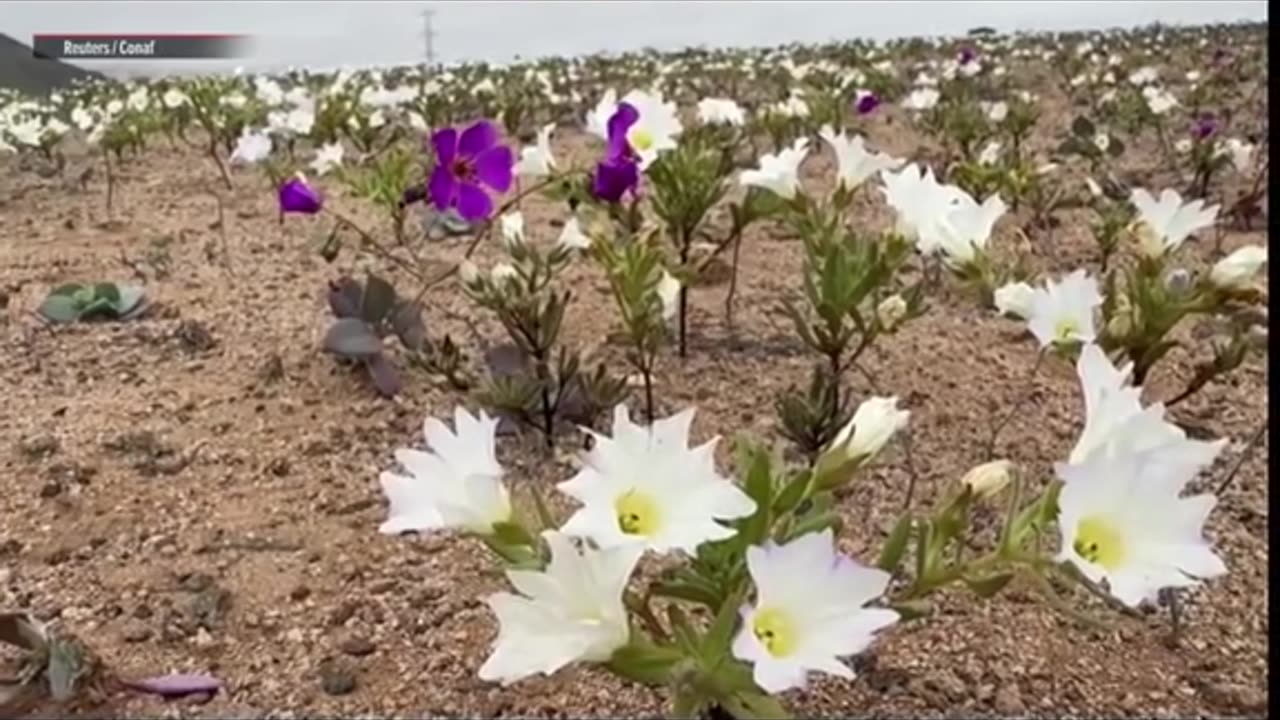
{"left": 0, "top": 610, "right": 102, "bottom": 712}
{"left": 475, "top": 341, "right": 628, "bottom": 437}
{"left": 36, "top": 282, "right": 147, "bottom": 324}
{"left": 322, "top": 273, "right": 426, "bottom": 398}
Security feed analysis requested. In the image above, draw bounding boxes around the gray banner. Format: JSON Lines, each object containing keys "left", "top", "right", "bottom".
{"left": 32, "top": 35, "right": 251, "bottom": 61}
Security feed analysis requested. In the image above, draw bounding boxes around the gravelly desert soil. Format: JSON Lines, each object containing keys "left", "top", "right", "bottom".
{"left": 0, "top": 88, "right": 1269, "bottom": 719}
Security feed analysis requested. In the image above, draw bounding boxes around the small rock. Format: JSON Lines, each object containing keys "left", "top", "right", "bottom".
{"left": 329, "top": 601, "right": 360, "bottom": 627}
{"left": 288, "top": 584, "right": 311, "bottom": 602}
{"left": 39, "top": 481, "right": 63, "bottom": 499}
{"left": 19, "top": 434, "right": 59, "bottom": 460}
{"left": 1199, "top": 681, "right": 1266, "bottom": 714}
{"left": 122, "top": 621, "right": 153, "bottom": 643}
{"left": 319, "top": 661, "right": 357, "bottom": 696}
{"left": 339, "top": 635, "right": 376, "bottom": 657}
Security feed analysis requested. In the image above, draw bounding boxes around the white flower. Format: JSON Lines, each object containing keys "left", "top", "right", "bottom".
{"left": 557, "top": 406, "right": 756, "bottom": 553}
{"left": 163, "top": 88, "right": 189, "bottom": 108}
{"left": 877, "top": 294, "right": 908, "bottom": 330}
{"left": 935, "top": 192, "right": 1007, "bottom": 267}
{"left": 222, "top": 92, "right": 247, "bottom": 109}
{"left": 879, "top": 164, "right": 967, "bottom": 254}
{"left": 1026, "top": 269, "right": 1102, "bottom": 348}
{"left": 515, "top": 123, "right": 556, "bottom": 177}
{"left": 500, "top": 211, "right": 526, "bottom": 252}
{"left": 229, "top": 129, "right": 272, "bottom": 164}
{"left": 773, "top": 94, "right": 809, "bottom": 118}
{"left": 1068, "top": 343, "right": 1220, "bottom": 465}
{"left": 656, "top": 270, "right": 681, "bottom": 321}
{"left": 556, "top": 216, "right": 593, "bottom": 251}
{"left": 368, "top": 109, "right": 387, "bottom": 128}
{"left": 978, "top": 140, "right": 1002, "bottom": 166}
{"left": 458, "top": 260, "right": 480, "bottom": 284}
{"left": 1084, "top": 176, "right": 1103, "bottom": 198}
{"left": 818, "top": 126, "right": 904, "bottom": 190}
{"left": 285, "top": 108, "right": 314, "bottom": 135}
{"left": 1141, "top": 85, "right": 1178, "bottom": 115}
{"left": 407, "top": 111, "right": 428, "bottom": 131}
{"left": 902, "top": 87, "right": 940, "bottom": 111}
{"left": 960, "top": 460, "right": 1012, "bottom": 499}
{"left": 1092, "top": 133, "right": 1110, "bottom": 153}
{"left": 981, "top": 101, "right": 1008, "bottom": 122}
{"left": 1174, "top": 138, "right": 1193, "bottom": 154}
{"left": 697, "top": 97, "right": 746, "bottom": 126}
{"left": 478, "top": 531, "right": 641, "bottom": 684}
{"left": 1221, "top": 137, "right": 1255, "bottom": 174}
{"left": 1055, "top": 440, "right": 1226, "bottom": 608}
{"left": 309, "top": 142, "right": 344, "bottom": 176}
{"left": 1130, "top": 188, "right": 1219, "bottom": 257}
{"left": 70, "top": 106, "right": 95, "bottom": 131}
{"left": 1128, "top": 66, "right": 1159, "bottom": 85}
{"left": 378, "top": 406, "right": 511, "bottom": 535}
{"left": 586, "top": 88, "right": 619, "bottom": 140}
{"left": 739, "top": 138, "right": 809, "bottom": 200}
{"left": 732, "top": 529, "right": 897, "bottom": 694}
{"left": 1209, "top": 245, "right": 1267, "bottom": 289}
{"left": 820, "top": 396, "right": 910, "bottom": 472}
{"left": 993, "top": 281, "right": 1035, "bottom": 319}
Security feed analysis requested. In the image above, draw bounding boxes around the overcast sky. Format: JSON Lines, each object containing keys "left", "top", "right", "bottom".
{"left": 4, "top": 1, "right": 1269, "bottom": 75}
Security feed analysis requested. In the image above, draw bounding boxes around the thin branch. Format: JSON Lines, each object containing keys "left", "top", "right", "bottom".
{"left": 1216, "top": 421, "right": 1268, "bottom": 496}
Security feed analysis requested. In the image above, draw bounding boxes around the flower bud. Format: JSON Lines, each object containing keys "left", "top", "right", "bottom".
{"left": 491, "top": 263, "right": 518, "bottom": 284}
{"left": 1209, "top": 245, "right": 1267, "bottom": 289}
{"left": 500, "top": 212, "right": 527, "bottom": 253}
{"left": 877, "top": 294, "right": 908, "bottom": 330}
{"left": 813, "top": 396, "right": 910, "bottom": 490}
{"left": 1163, "top": 268, "right": 1193, "bottom": 295}
{"left": 960, "top": 460, "right": 1013, "bottom": 500}
{"left": 458, "top": 260, "right": 480, "bottom": 284}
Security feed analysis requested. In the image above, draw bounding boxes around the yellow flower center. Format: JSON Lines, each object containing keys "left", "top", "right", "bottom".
{"left": 751, "top": 607, "right": 798, "bottom": 658}
{"left": 1072, "top": 515, "right": 1127, "bottom": 571}
{"left": 615, "top": 488, "right": 661, "bottom": 536}
{"left": 1054, "top": 317, "right": 1080, "bottom": 343}
{"left": 629, "top": 127, "right": 655, "bottom": 152}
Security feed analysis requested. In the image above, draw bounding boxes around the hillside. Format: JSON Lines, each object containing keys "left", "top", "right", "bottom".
{"left": 0, "top": 32, "right": 105, "bottom": 94}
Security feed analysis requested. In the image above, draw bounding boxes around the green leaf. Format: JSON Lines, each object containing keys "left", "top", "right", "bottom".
{"left": 46, "top": 639, "right": 85, "bottom": 703}
{"left": 528, "top": 483, "right": 557, "bottom": 532}
{"left": 112, "top": 285, "right": 147, "bottom": 318}
{"left": 913, "top": 518, "right": 933, "bottom": 582}
{"left": 964, "top": 571, "right": 1016, "bottom": 598}
{"left": 1106, "top": 135, "right": 1126, "bottom": 158}
{"left": 323, "top": 318, "right": 383, "bottom": 358}
{"left": 652, "top": 579, "right": 721, "bottom": 610}
{"left": 49, "top": 282, "right": 84, "bottom": 298}
{"left": 37, "top": 295, "right": 81, "bottom": 324}
{"left": 666, "top": 605, "right": 701, "bottom": 656}
{"left": 720, "top": 690, "right": 792, "bottom": 720}
{"left": 606, "top": 641, "right": 686, "bottom": 686}
{"left": 889, "top": 599, "right": 932, "bottom": 622}
{"left": 701, "top": 588, "right": 745, "bottom": 666}
{"left": 876, "top": 515, "right": 914, "bottom": 573}
{"left": 92, "top": 282, "right": 121, "bottom": 305}
{"left": 770, "top": 470, "right": 811, "bottom": 517}
{"left": 736, "top": 443, "right": 774, "bottom": 547}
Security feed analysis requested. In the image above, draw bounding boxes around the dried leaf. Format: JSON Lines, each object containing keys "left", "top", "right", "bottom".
{"left": 124, "top": 673, "right": 222, "bottom": 698}
{"left": 0, "top": 612, "right": 48, "bottom": 653}
{"left": 365, "top": 354, "right": 402, "bottom": 397}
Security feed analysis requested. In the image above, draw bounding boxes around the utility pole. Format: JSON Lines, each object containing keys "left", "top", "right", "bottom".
{"left": 422, "top": 8, "right": 437, "bottom": 66}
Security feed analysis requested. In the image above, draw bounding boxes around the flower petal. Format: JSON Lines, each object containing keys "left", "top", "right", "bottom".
{"left": 428, "top": 166, "right": 456, "bottom": 211}
{"left": 459, "top": 119, "right": 499, "bottom": 157}
{"left": 473, "top": 145, "right": 515, "bottom": 193}
{"left": 456, "top": 181, "right": 495, "bottom": 221}
{"left": 432, "top": 127, "right": 459, "bottom": 167}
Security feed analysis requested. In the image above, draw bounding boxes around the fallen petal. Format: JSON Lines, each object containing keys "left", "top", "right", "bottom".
{"left": 124, "top": 673, "right": 223, "bottom": 698}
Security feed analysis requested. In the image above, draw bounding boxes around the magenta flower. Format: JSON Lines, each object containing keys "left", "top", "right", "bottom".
{"left": 428, "top": 119, "right": 514, "bottom": 221}
{"left": 591, "top": 102, "right": 641, "bottom": 203}
{"left": 958, "top": 46, "right": 977, "bottom": 65}
{"left": 855, "top": 92, "right": 881, "bottom": 115}
{"left": 1192, "top": 113, "right": 1218, "bottom": 140}
{"left": 279, "top": 175, "right": 323, "bottom": 214}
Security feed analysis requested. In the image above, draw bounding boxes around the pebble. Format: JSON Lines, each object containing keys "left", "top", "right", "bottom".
{"left": 320, "top": 662, "right": 357, "bottom": 696}
{"left": 340, "top": 635, "right": 377, "bottom": 657}
{"left": 122, "top": 621, "right": 153, "bottom": 643}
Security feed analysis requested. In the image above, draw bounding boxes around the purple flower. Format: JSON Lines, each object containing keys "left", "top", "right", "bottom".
{"left": 591, "top": 102, "right": 641, "bottom": 203}
{"left": 278, "top": 175, "right": 323, "bottom": 214}
{"left": 1192, "top": 113, "right": 1218, "bottom": 141}
{"left": 855, "top": 92, "right": 881, "bottom": 115}
{"left": 958, "top": 46, "right": 977, "bottom": 65}
{"left": 428, "top": 119, "right": 514, "bottom": 222}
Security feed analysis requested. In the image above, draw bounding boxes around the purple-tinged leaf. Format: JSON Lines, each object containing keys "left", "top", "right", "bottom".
{"left": 324, "top": 318, "right": 383, "bottom": 358}
{"left": 361, "top": 274, "right": 398, "bottom": 324}
{"left": 365, "top": 354, "right": 402, "bottom": 397}
{"left": 390, "top": 301, "right": 427, "bottom": 352}
{"left": 124, "top": 673, "right": 222, "bottom": 698}
{"left": 484, "top": 343, "right": 530, "bottom": 379}
{"left": 327, "top": 277, "right": 363, "bottom": 318}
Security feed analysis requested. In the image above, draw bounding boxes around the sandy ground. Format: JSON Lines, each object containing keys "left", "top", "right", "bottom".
{"left": 0, "top": 82, "right": 1270, "bottom": 719}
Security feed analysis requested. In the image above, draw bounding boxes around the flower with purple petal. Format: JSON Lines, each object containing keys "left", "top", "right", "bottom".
{"left": 854, "top": 92, "right": 881, "bottom": 115}
{"left": 428, "top": 119, "right": 515, "bottom": 222}
{"left": 1192, "top": 113, "right": 1218, "bottom": 141}
{"left": 278, "top": 174, "right": 323, "bottom": 214}
{"left": 591, "top": 102, "right": 642, "bottom": 203}
{"left": 958, "top": 46, "right": 978, "bottom": 65}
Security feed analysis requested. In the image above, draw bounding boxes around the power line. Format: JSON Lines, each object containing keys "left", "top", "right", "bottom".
{"left": 422, "top": 8, "right": 437, "bottom": 65}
